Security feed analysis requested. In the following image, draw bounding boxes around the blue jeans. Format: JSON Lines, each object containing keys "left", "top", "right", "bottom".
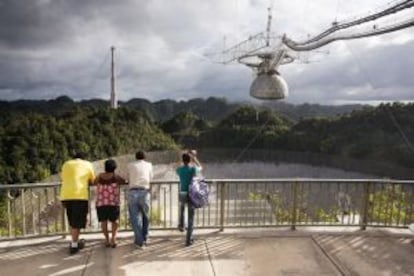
{"left": 179, "top": 192, "right": 195, "bottom": 244}
{"left": 128, "top": 189, "right": 149, "bottom": 246}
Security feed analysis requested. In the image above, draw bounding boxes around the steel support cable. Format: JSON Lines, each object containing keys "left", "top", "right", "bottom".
{"left": 283, "top": 18, "right": 414, "bottom": 51}
{"left": 284, "top": 0, "right": 414, "bottom": 47}
{"left": 231, "top": 110, "right": 274, "bottom": 163}
{"left": 298, "top": 1, "right": 414, "bottom": 45}
{"left": 385, "top": 107, "right": 414, "bottom": 155}
{"left": 343, "top": 38, "right": 414, "bottom": 157}
{"left": 288, "top": 0, "right": 414, "bottom": 46}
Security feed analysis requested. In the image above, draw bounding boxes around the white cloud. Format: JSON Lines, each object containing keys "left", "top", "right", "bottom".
{"left": 0, "top": 0, "right": 413, "bottom": 105}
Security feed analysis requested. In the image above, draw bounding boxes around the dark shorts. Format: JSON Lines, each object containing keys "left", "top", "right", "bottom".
{"left": 97, "top": 205, "right": 120, "bottom": 222}
{"left": 62, "top": 200, "right": 89, "bottom": 229}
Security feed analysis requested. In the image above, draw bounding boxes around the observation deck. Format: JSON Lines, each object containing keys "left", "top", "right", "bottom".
{"left": 1, "top": 179, "right": 414, "bottom": 275}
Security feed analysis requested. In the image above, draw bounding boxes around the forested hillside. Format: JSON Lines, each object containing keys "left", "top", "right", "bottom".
{"left": 1, "top": 96, "right": 412, "bottom": 185}
{"left": 0, "top": 96, "right": 363, "bottom": 123}
{"left": 0, "top": 106, "right": 176, "bottom": 184}
{"left": 192, "top": 103, "right": 414, "bottom": 168}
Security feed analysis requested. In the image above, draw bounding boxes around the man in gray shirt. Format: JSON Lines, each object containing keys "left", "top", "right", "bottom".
{"left": 127, "top": 150, "right": 153, "bottom": 248}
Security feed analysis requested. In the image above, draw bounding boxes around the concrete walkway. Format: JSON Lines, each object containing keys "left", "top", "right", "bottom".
{"left": 1, "top": 228, "right": 414, "bottom": 276}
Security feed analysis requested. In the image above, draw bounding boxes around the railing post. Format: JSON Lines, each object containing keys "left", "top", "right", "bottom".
{"left": 61, "top": 203, "right": 67, "bottom": 238}
{"left": 219, "top": 182, "right": 225, "bottom": 232}
{"left": 291, "top": 181, "right": 298, "bottom": 231}
{"left": 7, "top": 189, "right": 12, "bottom": 238}
{"left": 360, "top": 182, "right": 371, "bottom": 230}
{"left": 21, "top": 188, "right": 26, "bottom": 236}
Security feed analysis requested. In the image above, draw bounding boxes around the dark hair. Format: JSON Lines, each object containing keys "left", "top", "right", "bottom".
{"left": 182, "top": 153, "right": 191, "bottom": 164}
{"left": 105, "top": 159, "right": 117, "bottom": 173}
{"left": 73, "top": 152, "right": 87, "bottom": 159}
{"left": 136, "top": 150, "right": 145, "bottom": 160}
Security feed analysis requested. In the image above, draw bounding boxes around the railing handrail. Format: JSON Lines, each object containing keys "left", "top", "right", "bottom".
{"left": 2, "top": 178, "right": 414, "bottom": 189}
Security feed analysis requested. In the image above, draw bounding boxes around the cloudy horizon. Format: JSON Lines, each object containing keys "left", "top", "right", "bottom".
{"left": 0, "top": 0, "right": 413, "bottom": 105}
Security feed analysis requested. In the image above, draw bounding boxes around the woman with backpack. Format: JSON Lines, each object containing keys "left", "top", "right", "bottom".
{"left": 176, "top": 153, "right": 197, "bottom": 246}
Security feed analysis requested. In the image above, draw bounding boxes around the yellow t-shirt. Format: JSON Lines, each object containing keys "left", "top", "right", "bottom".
{"left": 60, "top": 159, "right": 95, "bottom": 200}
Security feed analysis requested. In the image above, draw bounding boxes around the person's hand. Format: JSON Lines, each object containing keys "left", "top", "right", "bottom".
{"left": 188, "top": 149, "right": 197, "bottom": 156}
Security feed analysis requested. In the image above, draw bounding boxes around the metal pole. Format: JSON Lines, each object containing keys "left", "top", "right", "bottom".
{"left": 291, "top": 181, "right": 298, "bottom": 231}
{"left": 7, "top": 190, "right": 12, "bottom": 237}
{"left": 21, "top": 188, "right": 26, "bottom": 236}
{"left": 110, "top": 46, "right": 117, "bottom": 109}
{"left": 360, "top": 182, "right": 371, "bottom": 230}
{"left": 219, "top": 182, "right": 225, "bottom": 232}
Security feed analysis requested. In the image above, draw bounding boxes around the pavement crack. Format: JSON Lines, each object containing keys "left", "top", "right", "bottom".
{"left": 311, "top": 236, "right": 346, "bottom": 276}
{"left": 81, "top": 247, "right": 94, "bottom": 276}
{"left": 204, "top": 238, "right": 217, "bottom": 276}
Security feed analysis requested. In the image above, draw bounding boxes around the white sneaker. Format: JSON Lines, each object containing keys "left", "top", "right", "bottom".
{"left": 135, "top": 243, "right": 146, "bottom": 250}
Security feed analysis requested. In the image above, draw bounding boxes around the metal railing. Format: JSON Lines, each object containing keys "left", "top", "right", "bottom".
{"left": 1, "top": 178, "right": 414, "bottom": 240}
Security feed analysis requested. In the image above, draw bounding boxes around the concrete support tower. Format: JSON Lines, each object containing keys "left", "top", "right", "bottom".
{"left": 110, "top": 46, "right": 117, "bottom": 109}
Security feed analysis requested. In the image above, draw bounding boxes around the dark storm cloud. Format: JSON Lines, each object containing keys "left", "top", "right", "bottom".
{"left": 0, "top": 0, "right": 413, "bottom": 104}
{"left": 0, "top": 0, "right": 152, "bottom": 49}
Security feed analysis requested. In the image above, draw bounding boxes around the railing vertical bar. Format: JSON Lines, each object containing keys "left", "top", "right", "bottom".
{"left": 405, "top": 184, "right": 414, "bottom": 225}
{"left": 44, "top": 188, "right": 49, "bottom": 233}
{"left": 296, "top": 182, "right": 302, "bottom": 225}
{"left": 30, "top": 190, "right": 35, "bottom": 235}
{"left": 337, "top": 182, "right": 342, "bottom": 225}
{"left": 395, "top": 183, "right": 403, "bottom": 226}
{"left": 21, "top": 188, "right": 26, "bottom": 236}
{"left": 7, "top": 189, "right": 12, "bottom": 238}
{"left": 267, "top": 182, "right": 271, "bottom": 225}
{"left": 207, "top": 182, "right": 212, "bottom": 226}
{"left": 13, "top": 195, "right": 17, "bottom": 237}
{"left": 169, "top": 183, "right": 173, "bottom": 228}
{"left": 291, "top": 181, "right": 298, "bottom": 231}
{"left": 300, "top": 182, "right": 305, "bottom": 226}
{"left": 347, "top": 182, "right": 355, "bottom": 225}
{"left": 351, "top": 182, "right": 357, "bottom": 225}
{"left": 384, "top": 183, "right": 392, "bottom": 226}
{"left": 226, "top": 183, "right": 230, "bottom": 227}
{"left": 163, "top": 187, "right": 166, "bottom": 228}
{"left": 61, "top": 194, "right": 66, "bottom": 237}
{"left": 368, "top": 182, "right": 376, "bottom": 226}
{"left": 37, "top": 191, "right": 42, "bottom": 234}
{"left": 260, "top": 182, "right": 264, "bottom": 225}
{"left": 315, "top": 182, "right": 320, "bottom": 224}
{"left": 378, "top": 183, "right": 386, "bottom": 226}
{"left": 305, "top": 181, "right": 309, "bottom": 225}
{"left": 219, "top": 182, "right": 225, "bottom": 231}
{"left": 243, "top": 182, "right": 247, "bottom": 226}
{"left": 388, "top": 183, "right": 396, "bottom": 226}
{"left": 258, "top": 182, "right": 262, "bottom": 226}
{"left": 252, "top": 182, "right": 256, "bottom": 226}
{"left": 124, "top": 187, "right": 128, "bottom": 230}
{"left": 53, "top": 187, "right": 58, "bottom": 233}
{"left": 232, "top": 183, "right": 236, "bottom": 226}
{"left": 157, "top": 185, "right": 161, "bottom": 228}
{"left": 360, "top": 182, "right": 371, "bottom": 230}
{"left": 88, "top": 188, "right": 92, "bottom": 231}
{"left": 215, "top": 183, "right": 221, "bottom": 225}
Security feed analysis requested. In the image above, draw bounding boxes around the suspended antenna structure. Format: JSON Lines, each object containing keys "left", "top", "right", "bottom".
{"left": 214, "top": 0, "right": 414, "bottom": 100}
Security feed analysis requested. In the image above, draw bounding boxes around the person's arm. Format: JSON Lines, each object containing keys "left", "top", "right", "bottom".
{"left": 189, "top": 150, "right": 202, "bottom": 171}
{"left": 88, "top": 164, "right": 96, "bottom": 185}
{"left": 116, "top": 174, "right": 127, "bottom": 185}
{"left": 149, "top": 163, "right": 154, "bottom": 180}
{"left": 192, "top": 156, "right": 202, "bottom": 169}
{"left": 91, "top": 175, "right": 99, "bottom": 186}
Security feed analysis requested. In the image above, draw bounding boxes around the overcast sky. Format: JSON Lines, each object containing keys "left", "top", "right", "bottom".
{"left": 0, "top": 0, "right": 413, "bottom": 105}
